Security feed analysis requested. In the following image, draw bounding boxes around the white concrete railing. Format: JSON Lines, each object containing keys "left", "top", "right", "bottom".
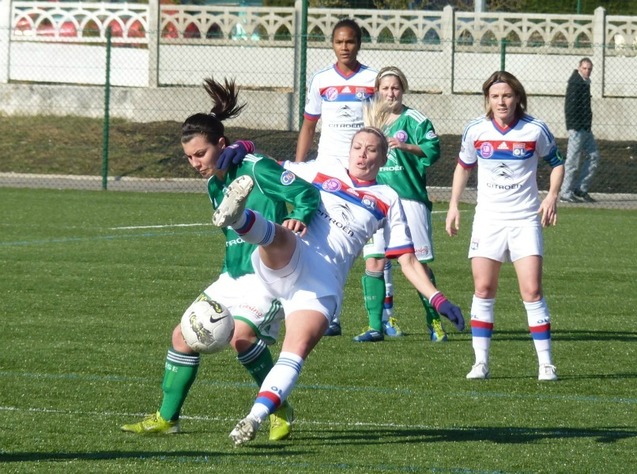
{"left": 2, "top": 1, "right": 637, "bottom": 140}
{"left": 8, "top": 1, "right": 637, "bottom": 52}
{"left": 3, "top": 2, "right": 637, "bottom": 94}
{"left": 7, "top": 1, "right": 637, "bottom": 52}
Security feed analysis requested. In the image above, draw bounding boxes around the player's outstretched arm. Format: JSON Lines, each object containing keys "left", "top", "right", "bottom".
{"left": 396, "top": 253, "right": 465, "bottom": 331}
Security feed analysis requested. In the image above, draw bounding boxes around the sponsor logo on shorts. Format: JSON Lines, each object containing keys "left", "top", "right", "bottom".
{"left": 238, "top": 304, "right": 263, "bottom": 318}
{"left": 415, "top": 245, "right": 430, "bottom": 256}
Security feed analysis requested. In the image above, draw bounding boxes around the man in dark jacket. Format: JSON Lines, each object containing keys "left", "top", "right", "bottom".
{"left": 560, "top": 57, "right": 600, "bottom": 203}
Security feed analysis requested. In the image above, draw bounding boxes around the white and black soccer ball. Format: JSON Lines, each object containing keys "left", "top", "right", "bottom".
{"left": 180, "top": 299, "right": 234, "bottom": 354}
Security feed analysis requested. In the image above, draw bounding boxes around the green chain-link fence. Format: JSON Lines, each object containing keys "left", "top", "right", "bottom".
{"left": 0, "top": 1, "right": 635, "bottom": 208}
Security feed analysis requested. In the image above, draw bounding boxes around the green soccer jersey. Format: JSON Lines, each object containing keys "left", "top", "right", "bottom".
{"left": 207, "top": 153, "right": 320, "bottom": 278}
{"left": 377, "top": 106, "right": 441, "bottom": 209}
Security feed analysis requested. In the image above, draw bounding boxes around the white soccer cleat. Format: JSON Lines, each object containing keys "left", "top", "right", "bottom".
{"left": 212, "top": 175, "right": 254, "bottom": 228}
{"left": 538, "top": 364, "right": 558, "bottom": 381}
{"left": 466, "top": 362, "right": 490, "bottom": 380}
{"left": 229, "top": 414, "right": 261, "bottom": 446}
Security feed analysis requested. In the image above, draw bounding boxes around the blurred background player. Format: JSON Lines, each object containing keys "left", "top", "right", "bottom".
{"left": 354, "top": 66, "right": 447, "bottom": 343}
{"left": 446, "top": 71, "right": 564, "bottom": 381}
{"left": 214, "top": 125, "right": 465, "bottom": 446}
{"left": 560, "top": 57, "right": 600, "bottom": 203}
{"left": 295, "top": 18, "right": 377, "bottom": 336}
{"left": 120, "top": 77, "right": 319, "bottom": 438}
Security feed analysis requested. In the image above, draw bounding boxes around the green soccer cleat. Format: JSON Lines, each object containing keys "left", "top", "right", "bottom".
{"left": 120, "top": 412, "right": 180, "bottom": 435}
{"left": 269, "top": 401, "right": 295, "bottom": 441}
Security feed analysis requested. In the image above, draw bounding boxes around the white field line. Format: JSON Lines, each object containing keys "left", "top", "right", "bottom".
{"left": 111, "top": 223, "right": 209, "bottom": 230}
{"left": 109, "top": 210, "right": 460, "bottom": 231}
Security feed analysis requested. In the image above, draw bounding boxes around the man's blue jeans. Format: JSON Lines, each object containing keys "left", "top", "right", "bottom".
{"left": 562, "top": 129, "right": 600, "bottom": 196}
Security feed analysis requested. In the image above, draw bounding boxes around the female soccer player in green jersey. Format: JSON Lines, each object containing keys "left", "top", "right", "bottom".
{"left": 120, "top": 77, "right": 320, "bottom": 438}
{"left": 355, "top": 66, "right": 449, "bottom": 343}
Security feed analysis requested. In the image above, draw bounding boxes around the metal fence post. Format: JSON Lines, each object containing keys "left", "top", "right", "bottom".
{"left": 293, "top": 0, "right": 308, "bottom": 131}
{"left": 102, "top": 27, "right": 112, "bottom": 191}
{"left": 0, "top": 0, "right": 11, "bottom": 84}
{"left": 148, "top": 0, "right": 159, "bottom": 88}
{"left": 500, "top": 38, "right": 506, "bottom": 70}
{"left": 441, "top": 5, "right": 455, "bottom": 95}
{"left": 592, "top": 6, "right": 606, "bottom": 99}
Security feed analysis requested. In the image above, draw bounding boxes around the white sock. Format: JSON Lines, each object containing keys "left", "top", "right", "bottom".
{"left": 382, "top": 260, "right": 394, "bottom": 322}
{"left": 525, "top": 298, "right": 553, "bottom": 366}
{"left": 471, "top": 295, "right": 495, "bottom": 365}
{"left": 248, "top": 351, "right": 304, "bottom": 422}
{"left": 233, "top": 210, "right": 275, "bottom": 246}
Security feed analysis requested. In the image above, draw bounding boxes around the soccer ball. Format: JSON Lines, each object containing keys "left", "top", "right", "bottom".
{"left": 180, "top": 299, "right": 234, "bottom": 354}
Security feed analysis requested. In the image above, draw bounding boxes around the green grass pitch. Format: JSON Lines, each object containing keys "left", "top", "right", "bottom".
{"left": 1, "top": 187, "right": 636, "bottom": 473}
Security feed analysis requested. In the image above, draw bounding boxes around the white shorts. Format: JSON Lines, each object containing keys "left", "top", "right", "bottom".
{"left": 363, "top": 198, "right": 434, "bottom": 262}
{"left": 201, "top": 273, "right": 284, "bottom": 345}
{"left": 251, "top": 236, "right": 339, "bottom": 323}
{"left": 468, "top": 218, "right": 543, "bottom": 263}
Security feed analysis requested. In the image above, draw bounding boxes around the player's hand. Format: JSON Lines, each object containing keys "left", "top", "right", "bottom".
{"left": 539, "top": 195, "right": 558, "bottom": 227}
{"left": 437, "top": 300, "right": 465, "bottom": 331}
{"left": 430, "top": 292, "right": 465, "bottom": 331}
{"left": 217, "top": 140, "right": 255, "bottom": 171}
{"left": 445, "top": 208, "right": 460, "bottom": 237}
{"left": 282, "top": 218, "right": 308, "bottom": 236}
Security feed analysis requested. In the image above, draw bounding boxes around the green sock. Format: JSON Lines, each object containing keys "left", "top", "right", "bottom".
{"left": 159, "top": 349, "right": 200, "bottom": 422}
{"left": 420, "top": 266, "right": 441, "bottom": 326}
{"left": 238, "top": 340, "right": 274, "bottom": 386}
{"left": 362, "top": 271, "right": 385, "bottom": 331}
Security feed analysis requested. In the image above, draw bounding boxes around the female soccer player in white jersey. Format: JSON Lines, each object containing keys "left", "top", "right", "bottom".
{"left": 120, "top": 77, "right": 320, "bottom": 439}
{"left": 295, "top": 18, "right": 377, "bottom": 169}
{"left": 445, "top": 71, "right": 565, "bottom": 382}
{"left": 355, "top": 66, "right": 448, "bottom": 343}
{"left": 212, "top": 126, "right": 466, "bottom": 446}
{"left": 295, "top": 18, "right": 378, "bottom": 336}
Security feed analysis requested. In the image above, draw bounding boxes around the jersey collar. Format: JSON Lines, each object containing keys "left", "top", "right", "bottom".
{"left": 348, "top": 171, "right": 377, "bottom": 187}
{"left": 334, "top": 62, "right": 361, "bottom": 79}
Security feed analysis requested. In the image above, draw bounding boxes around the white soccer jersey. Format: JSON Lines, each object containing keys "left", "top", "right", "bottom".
{"left": 283, "top": 160, "right": 414, "bottom": 290}
{"left": 304, "top": 63, "right": 377, "bottom": 167}
{"left": 459, "top": 115, "right": 563, "bottom": 221}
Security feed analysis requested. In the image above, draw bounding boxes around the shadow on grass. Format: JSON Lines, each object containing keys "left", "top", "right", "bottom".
{"left": 0, "top": 447, "right": 305, "bottom": 463}
{"left": 468, "top": 329, "right": 637, "bottom": 343}
{"left": 301, "top": 425, "right": 637, "bottom": 445}
{"left": 1, "top": 425, "right": 634, "bottom": 463}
